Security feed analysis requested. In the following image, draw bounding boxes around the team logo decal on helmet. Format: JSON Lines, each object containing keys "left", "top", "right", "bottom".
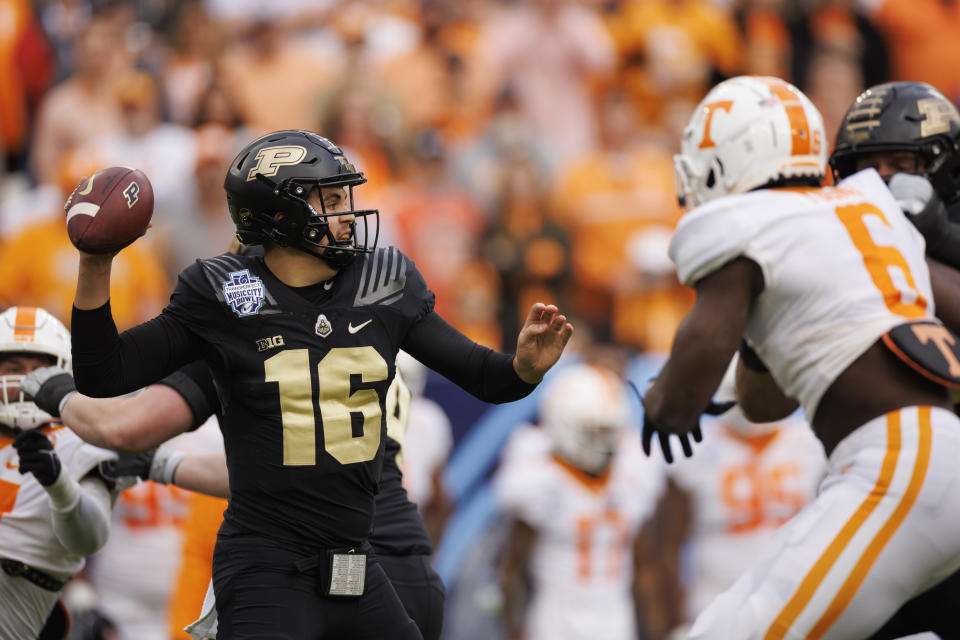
{"left": 830, "top": 81, "right": 960, "bottom": 205}
{"left": 674, "top": 75, "right": 826, "bottom": 210}
{"left": 245, "top": 145, "right": 308, "bottom": 181}
{"left": 224, "top": 130, "right": 380, "bottom": 269}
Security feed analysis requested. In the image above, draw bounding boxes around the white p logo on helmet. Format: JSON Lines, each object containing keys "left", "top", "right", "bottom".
{"left": 246, "top": 145, "right": 308, "bottom": 181}
{"left": 674, "top": 75, "right": 827, "bottom": 210}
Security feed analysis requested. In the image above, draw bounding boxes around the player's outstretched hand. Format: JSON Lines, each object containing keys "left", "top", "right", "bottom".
{"left": 513, "top": 303, "right": 574, "bottom": 384}
{"left": 641, "top": 412, "right": 703, "bottom": 464}
{"left": 13, "top": 429, "right": 62, "bottom": 486}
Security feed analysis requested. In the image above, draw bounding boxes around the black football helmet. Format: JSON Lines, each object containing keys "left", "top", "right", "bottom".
{"left": 830, "top": 82, "right": 960, "bottom": 205}
{"left": 224, "top": 130, "right": 379, "bottom": 268}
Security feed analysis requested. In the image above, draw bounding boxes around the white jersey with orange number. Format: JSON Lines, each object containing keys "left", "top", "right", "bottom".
{"left": 669, "top": 417, "right": 826, "bottom": 621}
{"left": 88, "top": 417, "right": 224, "bottom": 640}
{"left": 670, "top": 170, "right": 960, "bottom": 639}
{"left": 670, "top": 169, "right": 933, "bottom": 420}
{"left": 494, "top": 426, "right": 665, "bottom": 640}
{"left": 0, "top": 424, "right": 115, "bottom": 577}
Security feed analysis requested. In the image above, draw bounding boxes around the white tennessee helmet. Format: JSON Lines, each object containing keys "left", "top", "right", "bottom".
{"left": 539, "top": 364, "right": 631, "bottom": 475}
{"left": 0, "top": 306, "right": 71, "bottom": 430}
{"left": 674, "top": 75, "right": 827, "bottom": 210}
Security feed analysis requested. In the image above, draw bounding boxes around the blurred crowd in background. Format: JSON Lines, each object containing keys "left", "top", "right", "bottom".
{"left": 2, "top": 0, "right": 960, "bottom": 639}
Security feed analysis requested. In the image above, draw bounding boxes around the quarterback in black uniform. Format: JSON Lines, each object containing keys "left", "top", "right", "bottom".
{"left": 66, "top": 130, "right": 573, "bottom": 639}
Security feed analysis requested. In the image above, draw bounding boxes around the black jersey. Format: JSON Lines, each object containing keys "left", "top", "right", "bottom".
{"left": 165, "top": 355, "right": 435, "bottom": 556}
{"left": 163, "top": 248, "right": 432, "bottom": 548}
{"left": 73, "top": 245, "right": 535, "bottom": 551}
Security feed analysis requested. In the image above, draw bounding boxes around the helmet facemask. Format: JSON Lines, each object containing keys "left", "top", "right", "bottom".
{"left": 0, "top": 307, "right": 71, "bottom": 431}
{"left": 225, "top": 130, "right": 380, "bottom": 269}
{"left": 249, "top": 173, "right": 379, "bottom": 269}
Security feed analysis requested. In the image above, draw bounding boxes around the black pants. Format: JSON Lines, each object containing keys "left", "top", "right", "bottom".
{"left": 868, "top": 566, "right": 960, "bottom": 639}
{"left": 212, "top": 534, "right": 423, "bottom": 640}
{"left": 377, "top": 554, "right": 446, "bottom": 640}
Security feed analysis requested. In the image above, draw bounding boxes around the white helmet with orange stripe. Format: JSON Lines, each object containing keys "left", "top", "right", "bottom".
{"left": 674, "top": 75, "right": 827, "bottom": 210}
{"left": 538, "top": 363, "right": 631, "bottom": 475}
{"left": 0, "top": 307, "right": 71, "bottom": 430}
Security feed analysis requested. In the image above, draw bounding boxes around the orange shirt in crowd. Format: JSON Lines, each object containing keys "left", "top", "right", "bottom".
{"left": 0, "top": 219, "right": 169, "bottom": 329}
{"left": 552, "top": 145, "right": 681, "bottom": 293}
{"left": 608, "top": 0, "right": 744, "bottom": 120}
{"left": 865, "top": 0, "right": 960, "bottom": 100}
{"left": 0, "top": 0, "right": 53, "bottom": 156}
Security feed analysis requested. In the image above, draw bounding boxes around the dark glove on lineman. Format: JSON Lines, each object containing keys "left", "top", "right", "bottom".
{"left": 114, "top": 447, "right": 183, "bottom": 485}
{"left": 20, "top": 366, "right": 76, "bottom": 418}
{"left": 13, "top": 429, "right": 62, "bottom": 486}
{"left": 114, "top": 449, "right": 158, "bottom": 480}
{"left": 629, "top": 380, "right": 708, "bottom": 464}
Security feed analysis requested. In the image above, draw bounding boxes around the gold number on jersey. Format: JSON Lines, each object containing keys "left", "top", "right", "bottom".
{"left": 264, "top": 347, "right": 388, "bottom": 466}
{"left": 384, "top": 372, "right": 412, "bottom": 467}
{"left": 835, "top": 202, "right": 927, "bottom": 318}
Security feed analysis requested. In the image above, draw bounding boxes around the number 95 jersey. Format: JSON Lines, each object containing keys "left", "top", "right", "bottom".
{"left": 164, "top": 247, "right": 434, "bottom": 549}
{"left": 670, "top": 169, "right": 933, "bottom": 420}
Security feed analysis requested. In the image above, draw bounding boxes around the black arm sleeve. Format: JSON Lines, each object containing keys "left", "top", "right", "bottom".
{"left": 155, "top": 360, "right": 218, "bottom": 430}
{"left": 71, "top": 302, "right": 203, "bottom": 398}
{"left": 401, "top": 311, "right": 537, "bottom": 403}
{"left": 926, "top": 221, "right": 960, "bottom": 271}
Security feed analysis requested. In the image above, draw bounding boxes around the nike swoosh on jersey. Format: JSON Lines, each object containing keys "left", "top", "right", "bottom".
{"left": 6, "top": 461, "right": 17, "bottom": 469}
{"left": 348, "top": 319, "right": 373, "bottom": 334}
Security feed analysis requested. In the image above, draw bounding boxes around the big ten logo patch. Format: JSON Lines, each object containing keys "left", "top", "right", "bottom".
{"left": 246, "top": 145, "right": 307, "bottom": 181}
{"left": 257, "top": 335, "right": 285, "bottom": 352}
{"left": 116, "top": 481, "right": 192, "bottom": 530}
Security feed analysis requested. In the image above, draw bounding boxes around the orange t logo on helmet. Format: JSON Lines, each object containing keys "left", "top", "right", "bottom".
{"left": 698, "top": 101, "right": 734, "bottom": 149}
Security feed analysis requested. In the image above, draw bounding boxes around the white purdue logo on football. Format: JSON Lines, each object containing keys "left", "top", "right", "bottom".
{"left": 246, "top": 145, "right": 307, "bottom": 181}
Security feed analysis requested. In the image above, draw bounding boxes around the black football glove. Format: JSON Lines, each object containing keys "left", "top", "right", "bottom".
{"left": 629, "top": 379, "right": 727, "bottom": 464}
{"left": 13, "top": 429, "right": 62, "bottom": 486}
{"left": 20, "top": 366, "right": 76, "bottom": 418}
{"left": 114, "top": 449, "right": 157, "bottom": 481}
{"left": 115, "top": 447, "right": 184, "bottom": 485}
{"left": 640, "top": 411, "right": 703, "bottom": 464}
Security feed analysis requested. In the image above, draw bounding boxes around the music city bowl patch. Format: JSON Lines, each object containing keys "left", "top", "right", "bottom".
{"left": 222, "top": 269, "right": 265, "bottom": 317}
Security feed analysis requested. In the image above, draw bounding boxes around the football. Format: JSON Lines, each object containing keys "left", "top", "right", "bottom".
{"left": 64, "top": 166, "right": 154, "bottom": 254}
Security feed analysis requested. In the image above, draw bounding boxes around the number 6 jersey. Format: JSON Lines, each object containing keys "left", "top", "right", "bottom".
{"left": 669, "top": 169, "right": 933, "bottom": 421}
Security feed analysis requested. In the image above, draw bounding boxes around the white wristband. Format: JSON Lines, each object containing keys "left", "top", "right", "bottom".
{"left": 58, "top": 390, "right": 78, "bottom": 416}
{"left": 149, "top": 449, "right": 185, "bottom": 485}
